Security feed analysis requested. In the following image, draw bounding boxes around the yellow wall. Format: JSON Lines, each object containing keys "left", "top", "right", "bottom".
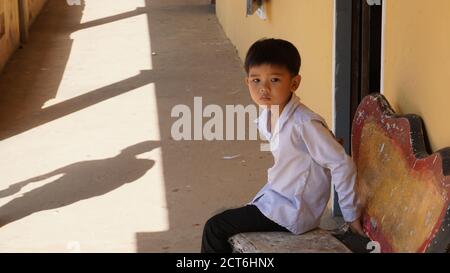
{"left": 0, "top": 0, "right": 21, "bottom": 71}
{"left": 216, "top": 0, "right": 334, "bottom": 126}
{"left": 0, "top": 0, "right": 47, "bottom": 72}
{"left": 383, "top": 0, "right": 450, "bottom": 151}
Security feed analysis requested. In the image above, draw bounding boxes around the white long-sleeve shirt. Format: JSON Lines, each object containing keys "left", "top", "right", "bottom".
{"left": 250, "top": 94, "right": 360, "bottom": 235}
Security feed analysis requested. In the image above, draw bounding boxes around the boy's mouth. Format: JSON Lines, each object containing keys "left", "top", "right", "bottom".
{"left": 260, "top": 96, "right": 271, "bottom": 101}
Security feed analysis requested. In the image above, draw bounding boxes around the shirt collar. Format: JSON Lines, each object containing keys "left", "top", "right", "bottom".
{"left": 254, "top": 94, "right": 301, "bottom": 139}
{"left": 255, "top": 107, "right": 271, "bottom": 140}
{"left": 277, "top": 94, "right": 301, "bottom": 133}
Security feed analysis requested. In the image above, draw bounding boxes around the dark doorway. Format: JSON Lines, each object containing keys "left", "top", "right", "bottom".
{"left": 350, "top": 0, "right": 383, "bottom": 122}
{"left": 333, "top": 0, "right": 383, "bottom": 216}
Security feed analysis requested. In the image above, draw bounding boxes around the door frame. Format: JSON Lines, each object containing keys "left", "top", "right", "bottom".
{"left": 332, "top": 0, "right": 384, "bottom": 217}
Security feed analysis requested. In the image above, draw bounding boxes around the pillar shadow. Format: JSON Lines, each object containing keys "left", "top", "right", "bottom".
{"left": 0, "top": 0, "right": 85, "bottom": 136}
{"left": 0, "top": 0, "right": 160, "bottom": 141}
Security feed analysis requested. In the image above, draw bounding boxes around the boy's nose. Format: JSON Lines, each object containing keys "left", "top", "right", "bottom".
{"left": 259, "top": 87, "right": 269, "bottom": 95}
{"left": 259, "top": 82, "right": 270, "bottom": 93}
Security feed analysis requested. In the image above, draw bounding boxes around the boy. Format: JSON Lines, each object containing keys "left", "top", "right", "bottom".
{"left": 201, "top": 38, "right": 364, "bottom": 253}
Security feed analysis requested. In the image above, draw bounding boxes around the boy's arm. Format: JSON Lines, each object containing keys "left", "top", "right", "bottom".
{"left": 299, "top": 120, "right": 361, "bottom": 224}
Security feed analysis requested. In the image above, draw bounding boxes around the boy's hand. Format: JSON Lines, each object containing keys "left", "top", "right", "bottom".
{"left": 349, "top": 218, "right": 367, "bottom": 238}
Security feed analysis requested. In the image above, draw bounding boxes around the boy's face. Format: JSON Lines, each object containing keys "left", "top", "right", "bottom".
{"left": 246, "top": 64, "right": 301, "bottom": 112}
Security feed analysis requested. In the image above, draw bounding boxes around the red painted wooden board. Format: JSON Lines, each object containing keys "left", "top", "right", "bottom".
{"left": 351, "top": 94, "right": 450, "bottom": 253}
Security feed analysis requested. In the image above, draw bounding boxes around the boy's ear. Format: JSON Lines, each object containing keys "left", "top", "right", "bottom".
{"left": 291, "top": 75, "right": 302, "bottom": 91}
{"left": 244, "top": 76, "right": 250, "bottom": 86}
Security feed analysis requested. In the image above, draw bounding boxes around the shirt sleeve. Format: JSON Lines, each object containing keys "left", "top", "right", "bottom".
{"left": 298, "top": 119, "right": 361, "bottom": 223}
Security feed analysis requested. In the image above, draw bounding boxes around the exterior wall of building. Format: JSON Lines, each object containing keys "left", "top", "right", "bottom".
{"left": 0, "top": 0, "right": 21, "bottom": 71}
{"left": 217, "top": 0, "right": 450, "bottom": 151}
{"left": 0, "top": 0, "right": 48, "bottom": 72}
{"left": 216, "top": 0, "right": 335, "bottom": 126}
{"left": 383, "top": 0, "right": 450, "bottom": 151}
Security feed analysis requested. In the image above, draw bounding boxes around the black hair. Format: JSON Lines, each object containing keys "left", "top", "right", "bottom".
{"left": 244, "top": 38, "right": 301, "bottom": 76}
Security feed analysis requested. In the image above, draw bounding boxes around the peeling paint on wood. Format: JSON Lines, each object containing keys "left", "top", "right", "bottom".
{"left": 352, "top": 93, "right": 450, "bottom": 253}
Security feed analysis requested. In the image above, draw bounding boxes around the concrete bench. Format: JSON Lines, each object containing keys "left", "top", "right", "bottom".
{"left": 229, "top": 93, "right": 450, "bottom": 253}
{"left": 229, "top": 229, "right": 352, "bottom": 253}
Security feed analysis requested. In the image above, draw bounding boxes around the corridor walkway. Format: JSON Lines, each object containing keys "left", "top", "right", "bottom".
{"left": 0, "top": 0, "right": 271, "bottom": 252}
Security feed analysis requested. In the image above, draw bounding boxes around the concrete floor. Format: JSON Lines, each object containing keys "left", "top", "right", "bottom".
{"left": 0, "top": 0, "right": 339, "bottom": 252}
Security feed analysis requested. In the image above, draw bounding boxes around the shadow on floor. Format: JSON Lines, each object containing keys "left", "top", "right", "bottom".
{"left": 0, "top": 0, "right": 85, "bottom": 139}
{"left": 0, "top": 141, "right": 159, "bottom": 227}
{"left": 134, "top": 0, "right": 265, "bottom": 253}
{"left": 1, "top": 0, "right": 268, "bottom": 252}
{"left": 0, "top": 0, "right": 161, "bottom": 141}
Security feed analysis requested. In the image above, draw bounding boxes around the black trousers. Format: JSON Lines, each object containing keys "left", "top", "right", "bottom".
{"left": 201, "top": 205, "right": 289, "bottom": 253}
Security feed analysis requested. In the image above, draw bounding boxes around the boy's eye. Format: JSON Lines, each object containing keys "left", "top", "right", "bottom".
{"left": 271, "top": 78, "right": 280, "bottom": 83}
{"left": 252, "top": 79, "right": 260, "bottom": 83}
